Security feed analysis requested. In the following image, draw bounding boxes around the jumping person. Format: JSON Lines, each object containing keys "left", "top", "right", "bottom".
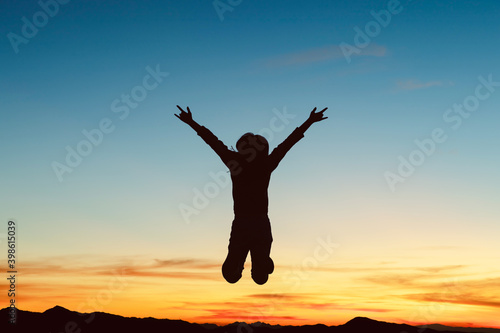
{"left": 175, "top": 106, "right": 327, "bottom": 284}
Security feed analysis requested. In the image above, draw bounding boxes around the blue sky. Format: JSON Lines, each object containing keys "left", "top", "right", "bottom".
{"left": 1, "top": 0, "right": 500, "bottom": 326}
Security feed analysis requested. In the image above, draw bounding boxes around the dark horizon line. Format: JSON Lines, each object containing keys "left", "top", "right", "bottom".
{"left": 2, "top": 305, "right": 500, "bottom": 331}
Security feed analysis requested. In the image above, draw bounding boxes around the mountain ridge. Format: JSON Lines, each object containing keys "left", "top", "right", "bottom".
{"left": 1, "top": 306, "right": 498, "bottom": 333}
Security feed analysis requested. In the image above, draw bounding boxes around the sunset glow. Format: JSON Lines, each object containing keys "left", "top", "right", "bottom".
{"left": 1, "top": 0, "right": 500, "bottom": 329}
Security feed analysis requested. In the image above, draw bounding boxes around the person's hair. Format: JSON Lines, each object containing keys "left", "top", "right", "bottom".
{"left": 236, "top": 132, "right": 269, "bottom": 157}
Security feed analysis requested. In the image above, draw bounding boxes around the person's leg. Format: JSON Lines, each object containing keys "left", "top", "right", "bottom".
{"left": 249, "top": 216, "right": 274, "bottom": 285}
{"left": 222, "top": 218, "right": 250, "bottom": 283}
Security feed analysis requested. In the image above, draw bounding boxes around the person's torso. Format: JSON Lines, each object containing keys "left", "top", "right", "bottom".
{"left": 230, "top": 157, "right": 272, "bottom": 217}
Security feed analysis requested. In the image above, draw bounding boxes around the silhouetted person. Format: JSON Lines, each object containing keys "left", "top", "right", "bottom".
{"left": 175, "top": 106, "right": 328, "bottom": 284}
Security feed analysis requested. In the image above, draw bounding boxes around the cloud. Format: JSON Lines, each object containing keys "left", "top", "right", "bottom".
{"left": 114, "top": 268, "right": 220, "bottom": 280}
{"left": 397, "top": 79, "right": 451, "bottom": 91}
{"left": 193, "top": 308, "right": 304, "bottom": 323}
{"left": 361, "top": 273, "right": 465, "bottom": 290}
{"left": 302, "top": 303, "right": 394, "bottom": 313}
{"left": 264, "top": 43, "right": 387, "bottom": 68}
{"left": 152, "top": 258, "right": 219, "bottom": 270}
{"left": 171, "top": 298, "right": 310, "bottom": 323}
{"left": 365, "top": 269, "right": 500, "bottom": 310}
{"left": 16, "top": 255, "right": 500, "bottom": 327}
{"left": 416, "top": 265, "right": 466, "bottom": 274}
{"left": 464, "top": 277, "right": 500, "bottom": 290}
{"left": 246, "top": 293, "right": 305, "bottom": 301}
{"left": 414, "top": 246, "right": 467, "bottom": 251}
{"left": 16, "top": 255, "right": 221, "bottom": 282}
{"left": 307, "top": 263, "right": 469, "bottom": 275}
{"left": 404, "top": 293, "right": 500, "bottom": 309}
{"left": 245, "top": 294, "right": 395, "bottom": 316}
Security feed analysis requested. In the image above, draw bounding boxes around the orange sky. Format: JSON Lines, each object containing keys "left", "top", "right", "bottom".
{"left": 2, "top": 0, "right": 500, "bottom": 330}
{"left": 3, "top": 250, "right": 500, "bottom": 329}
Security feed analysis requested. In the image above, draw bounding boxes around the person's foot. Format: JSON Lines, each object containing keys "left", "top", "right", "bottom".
{"left": 222, "top": 259, "right": 244, "bottom": 284}
{"left": 251, "top": 257, "right": 274, "bottom": 285}
{"left": 252, "top": 272, "right": 268, "bottom": 285}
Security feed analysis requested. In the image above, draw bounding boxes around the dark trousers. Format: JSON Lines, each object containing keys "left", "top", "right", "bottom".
{"left": 222, "top": 215, "right": 273, "bottom": 284}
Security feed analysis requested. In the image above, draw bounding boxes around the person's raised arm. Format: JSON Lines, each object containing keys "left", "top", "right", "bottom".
{"left": 298, "top": 107, "right": 328, "bottom": 133}
{"left": 175, "top": 105, "right": 233, "bottom": 164}
{"left": 269, "top": 107, "right": 328, "bottom": 170}
{"left": 175, "top": 105, "right": 203, "bottom": 132}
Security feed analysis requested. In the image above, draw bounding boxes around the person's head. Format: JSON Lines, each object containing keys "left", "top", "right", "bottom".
{"left": 236, "top": 132, "right": 269, "bottom": 161}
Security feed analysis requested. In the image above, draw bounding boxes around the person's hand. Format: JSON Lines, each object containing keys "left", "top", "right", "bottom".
{"left": 175, "top": 105, "right": 193, "bottom": 124}
{"left": 308, "top": 107, "right": 328, "bottom": 123}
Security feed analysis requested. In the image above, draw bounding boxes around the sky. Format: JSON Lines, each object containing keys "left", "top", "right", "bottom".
{"left": 1, "top": 0, "right": 500, "bottom": 329}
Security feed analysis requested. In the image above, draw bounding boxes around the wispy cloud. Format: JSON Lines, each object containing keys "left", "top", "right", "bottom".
{"left": 11, "top": 255, "right": 500, "bottom": 327}
{"left": 264, "top": 43, "right": 387, "bottom": 68}
{"left": 416, "top": 265, "right": 466, "bottom": 274}
{"left": 246, "top": 294, "right": 304, "bottom": 302}
{"left": 152, "top": 258, "right": 219, "bottom": 270}
{"left": 302, "top": 302, "right": 395, "bottom": 313}
{"left": 414, "top": 246, "right": 467, "bottom": 251}
{"left": 360, "top": 267, "right": 469, "bottom": 290}
{"left": 194, "top": 308, "right": 304, "bottom": 323}
{"left": 404, "top": 293, "right": 500, "bottom": 309}
{"left": 303, "top": 263, "right": 469, "bottom": 275}
{"left": 182, "top": 295, "right": 395, "bottom": 325}
{"left": 361, "top": 267, "right": 500, "bottom": 311}
{"left": 397, "top": 79, "right": 453, "bottom": 91}
{"left": 13, "top": 255, "right": 221, "bottom": 282}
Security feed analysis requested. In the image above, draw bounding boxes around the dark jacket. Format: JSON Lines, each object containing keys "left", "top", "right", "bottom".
{"left": 196, "top": 126, "right": 305, "bottom": 218}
